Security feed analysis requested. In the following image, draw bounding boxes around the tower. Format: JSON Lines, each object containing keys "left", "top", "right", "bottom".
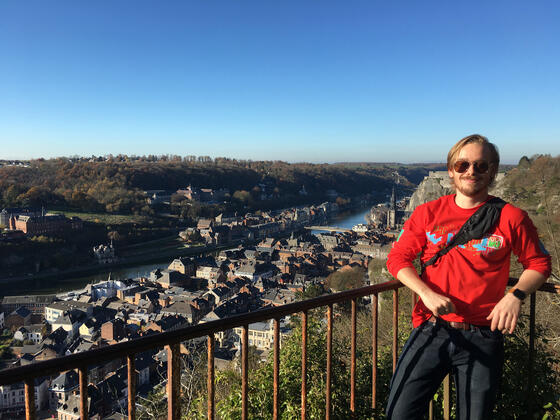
{"left": 387, "top": 184, "right": 397, "bottom": 229}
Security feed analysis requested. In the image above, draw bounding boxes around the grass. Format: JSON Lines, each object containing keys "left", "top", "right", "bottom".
{"left": 0, "top": 332, "right": 13, "bottom": 360}
{"left": 53, "top": 211, "right": 150, "bottom": 225}
{"left": 120, "top": 241, "right": 184, "bottom": 257}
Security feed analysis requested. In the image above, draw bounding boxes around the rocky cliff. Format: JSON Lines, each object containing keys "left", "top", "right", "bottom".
{"left": 406, "top": 171, "right": 452, "bottom": 211}
{"left": 406, "top": 171, "right": 505, "bottom": 211}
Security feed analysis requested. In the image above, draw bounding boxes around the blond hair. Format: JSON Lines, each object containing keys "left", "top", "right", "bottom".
{"left": 447, "top": 134, "right": 500, "bottom": 187}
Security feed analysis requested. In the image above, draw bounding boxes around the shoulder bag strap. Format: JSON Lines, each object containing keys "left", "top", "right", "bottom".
{"left": 420, "top": 197, "right": 506, "bottom": 275}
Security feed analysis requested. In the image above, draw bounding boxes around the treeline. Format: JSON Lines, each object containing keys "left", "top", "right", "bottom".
{"left": 0, "top": 158, "right": 429, "bottom": 215}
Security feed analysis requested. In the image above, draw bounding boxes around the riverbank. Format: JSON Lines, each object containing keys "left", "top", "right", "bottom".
{"left": 0, "top": 239, "right": 233, "bottom": 294}
{"left": 0, "top": 206, "right": 372, "bottom": 297}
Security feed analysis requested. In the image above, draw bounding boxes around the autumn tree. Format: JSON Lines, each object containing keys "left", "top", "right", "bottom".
{"left": 326, "top": 266, "right": 366, "bottom": 292}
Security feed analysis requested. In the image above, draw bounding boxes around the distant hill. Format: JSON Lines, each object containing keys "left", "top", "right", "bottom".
{"left": 500, "top": 154, "right": 560, "bottom": 275}
{"left": 0, "top": 157, "right": 439, "bottom": 216}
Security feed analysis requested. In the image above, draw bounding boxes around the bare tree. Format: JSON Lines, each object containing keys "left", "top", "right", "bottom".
{"left": 135, "top": 341, "right": 208, "bottom": 419}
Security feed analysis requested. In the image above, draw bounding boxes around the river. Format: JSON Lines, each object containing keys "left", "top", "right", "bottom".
{"left": 319, "top": 207, "right": 371, "bottom": 231}
{"left": 2, "top": 207, "right": 371, "bottom": 297}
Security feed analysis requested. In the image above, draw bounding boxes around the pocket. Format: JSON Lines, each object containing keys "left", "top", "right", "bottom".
{"left": 476, "top": 328, "right": 503, "bottom": 341}
{"left": 418, "top": 319, "right": 438, "bottom": 337}
{"left": 420, "top": 319, "right": 435, "bottom": 331}
{"left": 404, "top": 322, "right": 436, "bottom": 352}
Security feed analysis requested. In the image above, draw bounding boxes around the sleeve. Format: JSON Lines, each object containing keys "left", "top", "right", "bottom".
{"left": 510, "top": 210, "right": 551, "bottom": 278}
{"left": 386, "top": 206, "right": 427, "bottom": 279}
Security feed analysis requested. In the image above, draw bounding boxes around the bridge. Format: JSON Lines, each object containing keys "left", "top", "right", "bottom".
{"left": 305, "top": 225, "right": 352, "bottom": 233}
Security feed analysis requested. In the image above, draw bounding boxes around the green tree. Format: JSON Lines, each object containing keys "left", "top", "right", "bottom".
{"left": 2, "top": 184, "right": 24, "bottom": 206}
{"left": 0, "top": 344, "right": 14, "bottom": 360}
{"left": 495, "top": 320, "right": 560, "bottom": 419}
{"left": 233, "top": 190, "right": 253, "bottom": 207}
{"left": 296, "top": 283, "right": 326, "bottom": 300}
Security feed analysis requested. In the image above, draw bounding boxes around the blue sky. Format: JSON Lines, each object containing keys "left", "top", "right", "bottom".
{"left": 1, "top": 1, "right": 559, "bottom": 163}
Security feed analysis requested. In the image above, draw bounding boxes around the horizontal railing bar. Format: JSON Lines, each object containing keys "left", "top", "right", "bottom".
{"left": 0, "top": 279, "right": 402, "bottom": 384}
{"left": 531, "top": 282, "right": 560, "bottom": 293}
{"left": 507, "top": 277, "right": 560, "bottom": 293}
{"left": 1, "top": 278, "right": 557, "bottom": 385}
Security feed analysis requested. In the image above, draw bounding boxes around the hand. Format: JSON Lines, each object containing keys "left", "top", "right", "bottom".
{"left": 420, "top": 289, "right": 456, "bottom": 317}
{"left": 487, "top": 293, "right": 522, "bottom": 334}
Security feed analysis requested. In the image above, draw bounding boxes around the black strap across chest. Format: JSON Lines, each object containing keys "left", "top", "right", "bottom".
{"left": 420, "top": 197, "right": 507, "bottom": 274}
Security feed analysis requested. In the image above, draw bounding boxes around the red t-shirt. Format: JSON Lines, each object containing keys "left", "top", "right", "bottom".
{"left": 387, "top": 194, "right": 551, "bottom": 327}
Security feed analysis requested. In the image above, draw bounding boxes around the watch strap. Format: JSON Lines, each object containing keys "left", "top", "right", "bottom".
{"left": 510, "top": 288, "right": 527, "bottom": 301}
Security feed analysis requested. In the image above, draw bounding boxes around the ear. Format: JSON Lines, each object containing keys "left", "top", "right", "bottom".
{"left": 489, "top": 164, "right": 498, "bottom": 183}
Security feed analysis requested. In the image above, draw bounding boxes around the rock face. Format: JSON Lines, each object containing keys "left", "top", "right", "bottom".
{"left": 406, "top": 171, "right": 452, "bottom": 211}
{"left": 489, "top": 173, "right": 506, "bottom": 198}
{"left": 406, "top": 171, "right": 506, "bottom": 212}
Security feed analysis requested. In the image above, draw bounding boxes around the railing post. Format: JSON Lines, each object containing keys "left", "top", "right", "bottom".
{"left": 443, "top": 374, "right": 450, "bottom": 420}
{"left": 2, "top": 279, "right": 557, "bottom": 420}
{"left": 242, "top": 325, "right": 249, "bottom": 420}
{"left": 127, "top": 354, "right": 136, "bottom": 420}
{"left": 274, "top": 318, "right": 280, "bottom": 420}
{"left": 351, "top": 298, "right": 357, "bottom": 414}
{"left": 392, "top": 289, "right": 399, "bottom": 372}
{"left": 429, "top": 400, "right": 434, "bottom": 420}
{"left": 326, "top": 305, "right": 333, "bottom": 420}
{"left": 208, "top": 334, "right": 215, "bottom": 420}
{"left": 79, "top": 366, "right": 88, "bottom": 420}
{"left": 166, "top": 343, "right": 181, "bottom": 420}
{"left": 372, "top": 293, "right": 378, "bottom": 410}
{"left": 25, "top": 378, "right": 35, "bottom": 420}
{"left": 528, "top": 292, "right": 536, "bottom": 415}
{"left": 301, "top": 310, "right": 308, "bottom": 420}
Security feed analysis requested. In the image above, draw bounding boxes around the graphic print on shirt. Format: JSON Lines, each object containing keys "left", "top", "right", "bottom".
{"left": 426, "top": 225, "right": 505, "bottom": 257}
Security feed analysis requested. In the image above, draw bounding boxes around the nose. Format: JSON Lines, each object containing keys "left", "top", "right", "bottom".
{"left": 465, "top": 162, "right": 475, "bottom": 176}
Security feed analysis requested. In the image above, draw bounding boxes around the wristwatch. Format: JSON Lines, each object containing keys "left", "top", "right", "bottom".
{"left": 510, "top": 288, "right": 527, "bottom": 301}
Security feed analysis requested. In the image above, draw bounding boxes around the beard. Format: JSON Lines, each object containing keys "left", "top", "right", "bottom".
{"left": 453, "top": 175, "right": 490, "bottom": 197}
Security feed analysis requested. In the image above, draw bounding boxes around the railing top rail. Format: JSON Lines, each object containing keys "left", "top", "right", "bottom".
{"left": 0, "top": 277, "right": 556, "bottom": 385}
{"left": 0, "top": 279, "right": 401, "bottom": 385}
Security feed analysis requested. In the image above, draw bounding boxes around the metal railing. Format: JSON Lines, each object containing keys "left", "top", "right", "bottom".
{"left": 0, "top": 278, "right": 558, "bottom": 420}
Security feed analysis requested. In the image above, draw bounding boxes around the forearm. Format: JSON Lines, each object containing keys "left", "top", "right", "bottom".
{"left": 511, "top": 269, "right": 547, "bottom": 294}
{"left": 395, "top": 266, "right": 455, "bottom": 315}
{"left": 395, "top": 267, "right": 433, "bottom": 298}
{"left": 488, "top": 269, "right": 547, "bottom": 333}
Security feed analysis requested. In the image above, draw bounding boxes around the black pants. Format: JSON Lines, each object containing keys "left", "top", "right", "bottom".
{"left": 386, "top": 320, "right": 504, "bottom": 420}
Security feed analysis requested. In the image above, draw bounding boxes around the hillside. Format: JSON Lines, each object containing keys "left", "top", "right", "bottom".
{"left": 0, "top": 158, "right": 434, "bottom": 216}
{"left": 500, "top": 155, "right": 560, "bottom": 275}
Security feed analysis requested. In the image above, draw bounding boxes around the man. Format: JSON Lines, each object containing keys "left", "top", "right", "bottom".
{"left": 385, "top": 134, "right": 551, "bottom": 419}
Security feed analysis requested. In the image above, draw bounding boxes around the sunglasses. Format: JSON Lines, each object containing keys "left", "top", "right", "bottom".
{"left": 453, "top": 160, "right": 490, "bottom": 174}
